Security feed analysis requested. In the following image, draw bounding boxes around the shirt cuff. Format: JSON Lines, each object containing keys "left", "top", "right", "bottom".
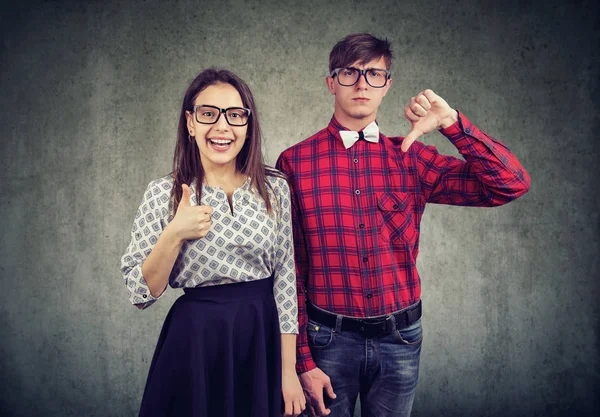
{"left": 439, "top": 111, "right": 485, "bottom": 149}
{"left": 280, "top": 323, "right": 299, "bottom": 334}
{"left": 295, "top": 348, "right": 317, "bottom": 374}
{"left": 296, "top": 360, "right": 317, "bottom": 374}
{"left": 438, "top": 110, "right": 467, "bottom": 137}
{"left": 127, "top": 266, "right": 166, "bottom": 309}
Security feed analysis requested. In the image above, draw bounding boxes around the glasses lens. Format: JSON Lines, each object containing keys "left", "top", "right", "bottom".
{"left": 195, "top": 106, "right": 219, "bottom": 124}
{"left": 225, "top": 108, "right": 250, "bottom": 126}
{"left": 365, "top": 69, "right": 388, "bottom": 87}
{"left": 337, "top": 68, "right": 359, "bottom": 86}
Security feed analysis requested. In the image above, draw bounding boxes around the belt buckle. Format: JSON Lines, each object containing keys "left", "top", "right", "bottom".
{"left": 357, "top": 321, "right": 372, "bottom": 338}
{"left": 357, "top": 319, "right": 385, "bottom": 338}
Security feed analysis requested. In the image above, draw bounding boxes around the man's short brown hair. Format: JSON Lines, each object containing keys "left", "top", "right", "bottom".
{"left": 329, "top": 33, "right": 394, "bottom": 73}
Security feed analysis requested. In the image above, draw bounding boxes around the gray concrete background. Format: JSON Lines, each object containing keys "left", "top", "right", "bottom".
{"left": 0, "top": 0, "right": 598, "bottom": 416}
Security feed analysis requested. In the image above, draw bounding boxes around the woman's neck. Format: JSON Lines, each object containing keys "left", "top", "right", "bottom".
{"left": 203, "top": 167, "right": 246, "bottom": 194}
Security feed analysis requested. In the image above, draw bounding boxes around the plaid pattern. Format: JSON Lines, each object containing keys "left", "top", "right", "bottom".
{"left": 276, "top": 113, "right": 530, "bottom": 373}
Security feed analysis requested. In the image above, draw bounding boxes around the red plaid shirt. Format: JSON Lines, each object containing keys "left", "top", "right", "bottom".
{"left": 275, "top": 113, "right": 531, "bottom": 373}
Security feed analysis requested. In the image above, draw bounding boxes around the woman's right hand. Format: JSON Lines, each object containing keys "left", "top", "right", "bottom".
{"left": 168, "top": 184, "right": 214, "bottom": 242}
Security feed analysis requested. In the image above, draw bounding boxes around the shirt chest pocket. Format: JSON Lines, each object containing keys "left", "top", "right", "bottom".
{"left": 376, "top": 192, "right": 417, "bottom": 244}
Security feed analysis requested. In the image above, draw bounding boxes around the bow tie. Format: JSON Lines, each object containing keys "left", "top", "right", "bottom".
{"left": 339, "top": 121, "right": 380, "bottom": 149}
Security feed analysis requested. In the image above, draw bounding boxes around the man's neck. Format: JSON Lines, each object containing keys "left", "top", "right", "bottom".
{"left": 333, "top": 111, "right": 377, "bottom": 132}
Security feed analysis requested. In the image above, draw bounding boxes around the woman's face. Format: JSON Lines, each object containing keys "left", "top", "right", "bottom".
{"left": 186, "top": 82, "right": 248, "bottom": 172}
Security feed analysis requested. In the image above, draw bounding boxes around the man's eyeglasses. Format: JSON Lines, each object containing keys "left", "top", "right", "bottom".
{"left": 330, "top": 67, "right": 391, "bottom": 88}
{"left": 191, "top": 105, "right": 251, "bottom": 126}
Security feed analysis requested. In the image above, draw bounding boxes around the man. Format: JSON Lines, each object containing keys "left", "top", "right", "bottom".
{"left": 275, "top": 33, "right": 530, "bottom": 417}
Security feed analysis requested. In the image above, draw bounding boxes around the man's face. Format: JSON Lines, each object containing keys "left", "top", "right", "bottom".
{"left": 326, "top": 56, "right": 392, "bottom": 128}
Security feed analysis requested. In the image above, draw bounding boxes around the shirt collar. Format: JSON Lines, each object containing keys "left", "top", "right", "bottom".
{"left": 190, "top": 176, "right": 253, "bottom": 205}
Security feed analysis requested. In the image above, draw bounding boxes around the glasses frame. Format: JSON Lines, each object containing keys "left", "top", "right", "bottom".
{"left": 191, "top": 105, "right": 252, "bottom": 126}
{"left": 330, "top": 67, "right": 391, "bottom": 88}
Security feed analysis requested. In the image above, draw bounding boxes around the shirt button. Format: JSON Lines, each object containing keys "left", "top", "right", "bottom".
{"left": 393, "top": 204, "right": 399, "bottom": 209}
{"left": 359, "top": 223, "right": 365, "bottom": 228}
{"left": 355, "top": 190, "right": 360, "bottom": 195}
{"left": 353, "top": 158, "right": 358, "bottom": 163}
{"left": 363, "top": 257, "right": 368, "bottom": 263}
{"left": 465, "top": 128, "right": 471, "bottom": 134}
{"left": 142, "top": 294, "right": 148, "bottom": 299}
{"left": 366, "top": 293, "right": 372, "bottom": 299}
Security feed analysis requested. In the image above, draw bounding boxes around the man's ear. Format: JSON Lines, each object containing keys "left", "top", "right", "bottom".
{"left": 326, "top": 76, "right": 336, "bottom": 95}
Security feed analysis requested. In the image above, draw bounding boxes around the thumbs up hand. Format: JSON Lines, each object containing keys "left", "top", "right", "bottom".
{"left": 179, "top": 183, "right": 193, "bottom": 208}
{"left": 401, "top": 89, "right": 458, "bottom": 152}
{"left": 170, "top": 184, "right": 214, "bottom": 242}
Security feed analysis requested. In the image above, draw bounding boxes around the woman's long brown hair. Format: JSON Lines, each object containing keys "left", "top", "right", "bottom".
{"left": 170, "top": 68, "right": 281, "bottom": 216}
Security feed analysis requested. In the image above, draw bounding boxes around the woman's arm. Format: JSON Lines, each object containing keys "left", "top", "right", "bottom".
{"left": 281, "top": 334, "right": 305, "bottom": 417}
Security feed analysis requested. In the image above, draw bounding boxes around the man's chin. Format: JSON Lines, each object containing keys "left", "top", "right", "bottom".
{"left": 348, "top": 111, "right": 372, "bottom": 120}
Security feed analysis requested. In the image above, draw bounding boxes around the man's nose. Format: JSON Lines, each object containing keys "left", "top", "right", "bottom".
{"left": 355, "top": 72, "right": 369, "bottom": 89}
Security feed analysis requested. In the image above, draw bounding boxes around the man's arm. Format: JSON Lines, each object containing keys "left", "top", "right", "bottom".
{"left": 276, "top": 153, "right": 337, "bottom": 417}
{"left": 401, "top": 89, "right": 531, "bottom": 205}
{"left": 275, "top": 154, "right": 316, "bottom": 373}
{"left": 416, "top": 113, "right": 531, "bottom": 205}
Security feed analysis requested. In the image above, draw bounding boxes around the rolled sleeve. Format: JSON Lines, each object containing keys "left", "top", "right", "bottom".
{"left": 120, "top": 181, "right": 169, "bottom": 309}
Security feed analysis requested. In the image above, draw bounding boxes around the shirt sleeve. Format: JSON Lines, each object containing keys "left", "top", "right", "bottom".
{"left": 411, "top": 112, "right": 531, "bottom": 206}
{"left": 276, "top": 155, "right": 317, "bottom": 374}
{"left": 272, "top": 177, "right": 299, "bottom": 335}
{"left": 120, "top": 180, "right": 169, "bottom": 309}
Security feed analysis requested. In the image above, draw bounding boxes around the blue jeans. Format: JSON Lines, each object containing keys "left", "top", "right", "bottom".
{"left": 306, "top": 306, "right": 423, "bottom": 417}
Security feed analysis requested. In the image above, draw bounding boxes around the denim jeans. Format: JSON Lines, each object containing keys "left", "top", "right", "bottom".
{"left": 305, "top": 306, "right": 423, "bottom": 417}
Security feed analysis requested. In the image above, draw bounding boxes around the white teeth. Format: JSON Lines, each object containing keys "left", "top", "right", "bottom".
{"left": 209, "top": 139, "right": 232, "bottom": 145}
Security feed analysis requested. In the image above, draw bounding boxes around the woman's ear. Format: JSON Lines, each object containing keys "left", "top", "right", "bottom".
{"left": 185, "top": 110, "right": 195, "bottom": 135}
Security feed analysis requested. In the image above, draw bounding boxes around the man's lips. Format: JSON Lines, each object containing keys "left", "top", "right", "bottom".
{"left": 352, "top": 97, "right": 370, "bottom": 102}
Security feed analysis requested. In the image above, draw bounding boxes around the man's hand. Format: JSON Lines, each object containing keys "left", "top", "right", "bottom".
{"left": 298, "top": 367, "right": 336, "bottom": 416}
{"left": 402, "top": 89, "right": 458, "bottom": 152}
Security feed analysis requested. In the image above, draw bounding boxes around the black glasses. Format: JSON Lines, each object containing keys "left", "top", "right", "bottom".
{"left": 192, "top": 105, "right": 251, "bottom": 126}
{"left": 330, "top": 67, "right": 391, "bottom": 88}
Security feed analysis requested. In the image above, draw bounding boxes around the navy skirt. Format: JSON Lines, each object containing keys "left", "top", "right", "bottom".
{"left": 138, "top": 277, "right": 282, "bottom": 417}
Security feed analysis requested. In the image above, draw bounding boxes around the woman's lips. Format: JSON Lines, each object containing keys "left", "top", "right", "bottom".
{"left": 207, "top": 138, "right": 233, "bottom": 152}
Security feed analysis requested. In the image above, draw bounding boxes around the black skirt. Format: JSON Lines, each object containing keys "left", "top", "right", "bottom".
{"left": 138, "top": 277, "right": 282, "bottom": 417}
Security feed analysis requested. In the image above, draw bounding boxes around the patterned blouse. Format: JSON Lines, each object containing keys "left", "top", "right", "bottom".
{"left": 120, "top": 173, "right": 298, "bottom": 334}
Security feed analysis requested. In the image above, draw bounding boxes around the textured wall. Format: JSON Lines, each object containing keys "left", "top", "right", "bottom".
{"left": 0, "top": 0, "right": 598, "bottom": 416}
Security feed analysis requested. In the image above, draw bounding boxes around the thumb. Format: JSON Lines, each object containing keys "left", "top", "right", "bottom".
{"left": 180, "top": 184, "right": 191, "bottom": 207}
{"left": 324, "top": 380, "right": 336, "bottom": 399}
{"left": 401, "top": 128, "right": 423, "bottom": 152}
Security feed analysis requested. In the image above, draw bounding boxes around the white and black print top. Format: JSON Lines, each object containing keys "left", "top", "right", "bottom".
{"left": 120, "top": 173, "right": 298, "bottom": 334}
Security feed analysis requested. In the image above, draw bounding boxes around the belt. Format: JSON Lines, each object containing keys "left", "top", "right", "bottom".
{"left": 306, "top": 300, "right": 422, "bottom": 338}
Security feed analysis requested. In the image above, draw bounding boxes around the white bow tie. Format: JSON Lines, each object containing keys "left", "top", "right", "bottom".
{"left": 339, "top": 121, "right": 380, "bottom": 149}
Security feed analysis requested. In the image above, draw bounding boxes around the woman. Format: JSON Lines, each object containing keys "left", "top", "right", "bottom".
{"left": 120, "top": 68, "right": 305, "bottom": 417}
